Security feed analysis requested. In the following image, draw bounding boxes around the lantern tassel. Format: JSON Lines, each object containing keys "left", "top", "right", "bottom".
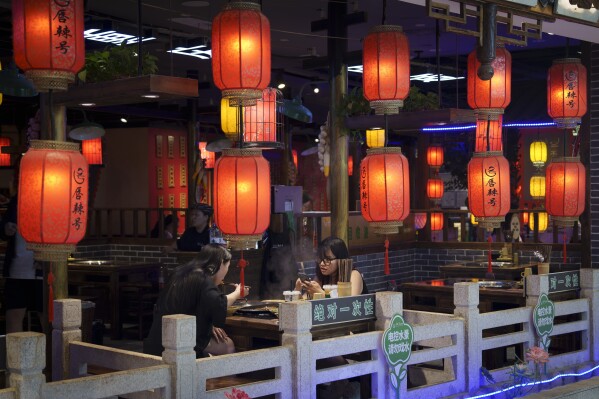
{"left": 563, "top": 231, "right": 567, "bottom": 264}
{"left": 48, "top": 270, "right": 55, "bottom": 323}
{"left": 384, "top": 237, "right": 390, "bottom": 275}
{"left": 486, "top": 235, "right": 495, "bottom": 279}
{"left": 238, "top": 251, "right": 248, "bottom": 298}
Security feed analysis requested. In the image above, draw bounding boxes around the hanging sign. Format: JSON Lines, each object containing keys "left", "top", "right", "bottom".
{"left": 310, "top": 294, "right": 376, "bottom": 326}
{"left": 533, "top": 293, "right": 554, "bottom": 350}
{"left": 548, "top": 270, "right": 580, "bottom": 294}
{"left": 382, "top": 314, "right": 414, "bottom": 398}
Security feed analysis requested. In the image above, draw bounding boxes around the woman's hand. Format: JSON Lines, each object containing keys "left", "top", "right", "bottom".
{"left": 301, "top": 280, "right": 324, "bottom": 296}
{"left": 211, "top": 327, "right": 228, "bottom": 343}
{"left": 233, "top": 283, "right": 250, "bottom": 297}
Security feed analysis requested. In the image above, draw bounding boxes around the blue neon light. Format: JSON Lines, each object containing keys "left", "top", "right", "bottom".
{"left": 421, "top": 121, "right": 556, "bottom": 132}
{"left": 466, "top": 363, "right": 599, "bottom": 399}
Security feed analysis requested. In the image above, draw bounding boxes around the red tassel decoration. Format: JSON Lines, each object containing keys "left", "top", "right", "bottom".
{"left": 48, "top": 270, "right": 55, "bottom": 323}
{"left": 384, "top": 238, "right": 390, "bottom": 275}
{"left": 238, "top": 251, "right": 248, "bottom": 298}
{"left": 487, "top": 235, "right": 493, "bottom": 274}
{"left": 563, "top": 231, "right": 567, "bottom": 264}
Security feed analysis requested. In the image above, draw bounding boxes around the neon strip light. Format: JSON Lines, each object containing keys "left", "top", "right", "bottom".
{"left": 466, "top": 363, "right": 599, "bottom": 399}
{"left": 504, "top": 122, "right": 556, "bottom": 128}
{"left": 347, "top": 66, "right": 464, "bottom": 82}
{"left": 422, "top": 121, "right": 556, "bottom": 132}
{"left": 167, "top": 45, "right": 212, "bottom": 59}
{"left": 84, "top": 29, "right": 156, "bottom": 45}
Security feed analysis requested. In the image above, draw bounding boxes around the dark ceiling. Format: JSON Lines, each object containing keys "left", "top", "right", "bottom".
{"left": 0, "top": 0, "right": 591, "bottom": 135}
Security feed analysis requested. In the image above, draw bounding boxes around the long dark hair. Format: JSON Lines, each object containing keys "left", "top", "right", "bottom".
{"left": 159, "top": 244, "right": 231, "bottom": 313}
{"left": 315, "top": 236, "right": 349, "bottom": 285}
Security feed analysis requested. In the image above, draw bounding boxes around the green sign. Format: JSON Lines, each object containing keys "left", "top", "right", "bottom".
{"left": 548, "top": 271, "right": 580, "bottom": 294}
{"left": 382, "top": 314, "right": 414, "bottom": 398}
{"left": 310, "top": 294, "right": 376, "bottom": 326}
{"left": 533, "top": 293, "right": 555, "bottom": 350}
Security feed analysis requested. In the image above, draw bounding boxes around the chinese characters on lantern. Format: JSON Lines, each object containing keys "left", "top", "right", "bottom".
{"left": 72, "top": 167, "right": 86, "bottom": 231}
{"left": 564, "top": 68, "right": 578, "bottom": 109}
{"left": 52, "top": 0, "right": 74, "bottom": 56}
{"left": 360, "top": 165, "right": 368, "bottom": 213}
{"left": 485, "top": 165, "right": 497, "bottom": 206}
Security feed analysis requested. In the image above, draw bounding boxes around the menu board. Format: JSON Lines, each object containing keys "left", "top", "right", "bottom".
{"left": 548, "top": 271, "right": 581, "bottom": 294}
{"left": 310, "top": 294, "right": 376, "bottom": 326}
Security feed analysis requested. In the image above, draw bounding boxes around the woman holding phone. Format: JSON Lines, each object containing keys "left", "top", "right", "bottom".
{"left": 295, "top": 236, "right": 367, "bottom": 298}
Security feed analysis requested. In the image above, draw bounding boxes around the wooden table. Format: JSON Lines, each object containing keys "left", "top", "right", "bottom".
{"left": 439, "top": 263, "right": 539, "bottom": 281}
{"left": 68, "top": 261, "right": 160, "bottom": 339}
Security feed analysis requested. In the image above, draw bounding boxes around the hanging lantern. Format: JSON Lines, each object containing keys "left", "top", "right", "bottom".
{"left": 426, "top": 178, "right": 444, "bottom": 202}
{"left": 431, "top": 212, "right": 444, "bottom": 231}
{"left": 198, "top": 141, "right": 216, "bottom": 169}
{"left": 360, "top": 147, "right": 410, "bottom": 234}
{"left": 81, "top": 138, "right": 102, "bottom": 165}
{"left": 214, "top": 148, "right": 270, "bottom": 249}
{"left": 467, "top": 46, "right": 512, "bottom": 120}
{"left": 529, "top": 175, "right": 546, "bottom": 200}
{"left": 211, "top": 1, "right": 271, "bottom": 106}
{"left": 529, "top": 212, "right": 549, "bottom": 233}
{"left": 547, "top": 58, "right": 587, "bottom": 129}
{"left": 470, "top": 213, "right": 478, "bottom": 226}
{"left": 545, "top": 157, "right": 585, "bottom": 227}
{"left": 414, "top": 212, "right": 427, "bottom": 230}
{"left": 0, "top": 137, "right": 11, "bottom": 166}
{"left": 530, "top": 141, "right": 548, "bottom": 167}
{"left": 366, "top": 128, "right": 385, "bottom": 148}
{"left": 467, "top": 151, "right": 511, "bottom": 231}
{"left": 221, "top": 98, "right": 240, "bottom": 141}
{"left": 427, "top": 145, "right": 444, "bottom": 171}
{"left": 475, "top": 116, "right": 503, "bottom": 152}
{"left": 17, "top": 141, "right": 88, "bottom": 260}
{"left": 243, "top": 87, "right": 281, "bottom": 148}
{"left": 521, "top": 210, "right": 529, "bottom": 226}
{"left": 291, "top": 149, "right": 298, "bottom": 170}
{"left": 348, "top": 155, "right": 354, "bottom": 176}
{"left": 12, "top": 0, "right": 85, "bottom": 91}
{"left": 362, "top": 25, "right": 410, "bottom": 115}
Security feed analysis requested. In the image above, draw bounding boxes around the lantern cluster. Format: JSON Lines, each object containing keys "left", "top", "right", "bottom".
{"left": 424, "top": 145, "right": 444, "bottom": 230}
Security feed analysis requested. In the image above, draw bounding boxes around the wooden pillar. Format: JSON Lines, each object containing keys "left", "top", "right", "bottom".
{"left": 188, "top": 99, "right": 198, "bottom": 206}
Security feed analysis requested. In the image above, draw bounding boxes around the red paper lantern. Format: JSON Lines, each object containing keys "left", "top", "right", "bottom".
{"left": 414, "top": 212, "right": 427, "bottom": 230}
{"left": 547, "top": 58, "right": 587, "bottom": 128}
{"left": 0, "top": 137, "right": 11, "bottom": 166}
{"left": 521, "top": 211, "right": 529, "bottom": 226}
{"left": 81, "top": 138, "right": 102, "bottom": 165}
{"left": 198, "top": 142, "right": 216, "bottom": 169}
{"left": 430, "top": 212, "right": 444, "bottom": 231}
{"left": 243, "top": 87, "right": 278, "bottom": 144}
{"left": 427, "top": 178, "right": 444, "bottom": 201}
{"left": 475, "top": 115, "right": 503, "bottom": 152}
{"left": 362, "top": 25, "right": 410, "bottom": 115}
{"left": 545, "top": 157, "right": 585, "bottom": 227}
{"left": 348, "top": 155, "right": 354, "bottom": 176}
{"left": 427, "top": 145, "right": 444, "bottom": 171}
{"left": 360, "top": 147, "right": 410, "bottom": 234}
{"left": 18, "top": 141, "right": 88, "bottom": 259}
{"left": 211, "top": 1, "right": 271, "bottom": 105}
{"left": 12, "top": 0, "right": 85, "bottom": 91}
{"left": 291, "top": 149, "right": 298, "bottom": 170}
{"left": 467, "top": 46, "right": 511, "bottom": 120}
{"left": 214, "top": 148, "right": 270, "bottom": 248}
{"left": 467, "top": 151, "right": 510, "bottom": 231}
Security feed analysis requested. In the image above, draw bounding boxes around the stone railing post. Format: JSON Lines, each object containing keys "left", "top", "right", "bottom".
{"left": 580, "top": 269, "right": 599, "bottom": 363}
{"left": 7, "top": 332, "right": 46, "bottom": 399}
{"left": 525, "top": 274, "right": 550, "bottom": 348}
{"left": 161, "top": 314, "right": 197, "bottom": 399}
{"left": 374, "top": 291, "right": 403, "bottom": 399}
{"left": 52, "top": 299, "right": 82, "bottom": 381}
{"left": 454, "top": 282, "right": 481, "bottom": 394}
{"left": 280, "top": 301, "right": 313, "bottom": 399}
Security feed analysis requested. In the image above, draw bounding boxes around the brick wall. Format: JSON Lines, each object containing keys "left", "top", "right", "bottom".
{"left": 586, "top": 43, "right": 599, "bottom": 268}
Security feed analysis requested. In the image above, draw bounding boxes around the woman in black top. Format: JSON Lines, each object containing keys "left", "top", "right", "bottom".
{"left": 143, "top": 244, "right": 248, "bottom": 357}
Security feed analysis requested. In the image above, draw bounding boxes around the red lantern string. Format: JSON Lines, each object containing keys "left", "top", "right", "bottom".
{"left": 48, "top": 270, "right": 55, "bottom": 323}
{"left": 563, "top": 231, "right": 567, "bottom": 264}
{"left": 238, "top": 251, "right": 248, "bottom": 298}
{"left": 384, "top": 237, "right": 390, "bottom": 275}
{"left": 487, "top": 235, "right": 493, "bottom": 275}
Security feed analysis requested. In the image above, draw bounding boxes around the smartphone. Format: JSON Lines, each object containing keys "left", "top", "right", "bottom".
{"left": 298, "top": 272, "right": 311, "bottom": 282}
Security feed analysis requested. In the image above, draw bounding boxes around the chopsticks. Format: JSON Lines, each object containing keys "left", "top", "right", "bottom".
{"left": 338, "top": 259, "right": 352, "bottom": 282}
{"left": 221, "top": 281, "right": 251, "bottom": 288}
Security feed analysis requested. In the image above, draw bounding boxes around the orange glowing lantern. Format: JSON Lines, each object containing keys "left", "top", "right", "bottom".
{"left": 427, "top": 145, "right": 444, "bottom": 171}
{"left": 198, "top": 141, "right": 216, "bottom": 169}
{"left": 360, "top": 147, "right": 410, "bottom": 234}
{"left": 17, "top": 141, "right": 89, "bottom": 259}
{"left": 545, "top": 157, "right": 585, "bottom": 227}
{"left": 414, "top": 212, "right": 427, "bottom": 230}
{"left": 348, "top": 155, "right": 354, "bottom": 176}
{"left": 12, "top": 0, "right": 85, "bottom": 91}
{"left": 244, "top": 87, "right": 278, "bottom": 144}
{"left": 427, "top": 178, "right": 444, "bottom": 201}
{"left": 547, "top": 58, "right": 587, "bottom": 128}
{"left": 467, "top": 152, "right": 510, "bottom": 231}
{"left": 366, "top": 128, "right": 385, "bottom": 148}
{"left": 431, "top": 212, "right": 444, "bottom": 231}
{"left": 475, "top": 116, "right": 503, "bottom": 152}
{"left": 467, "top": 46, "right": 511, "bottom": 120}
{"left": 0, "top": 137, "right": 11, "bottom": 166}
{"left": 529, "top": 175, "right": 546, "bottom": 200}
{"left": 214, "top": 148, "right": 270, "bottom": 248}
{"left": 291, "top": 149, "right": 298, "bottom": 170}
{"left": 362, "top": 25, "right": 410, "bottom": 115}
{"left": 521, "top": 211, "right": 529, "bottom": 226}
{"left": 81, "top": 138, "right": 102, "bottom": 165}
{"left": 220, "top": 98, "right": 240, "bottom": 141}
{"left": 470, "top": 213, "right": 478, "bottom": 226}
{"left": 529, "top": 212, "right": 549, "bottom": 233}
{"left": 211, "top": 1, "right": 271, "bottom": 105}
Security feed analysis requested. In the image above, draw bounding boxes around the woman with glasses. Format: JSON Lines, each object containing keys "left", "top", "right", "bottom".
{"left": 296, "top": 236, "right": 367, "bottom": 297}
